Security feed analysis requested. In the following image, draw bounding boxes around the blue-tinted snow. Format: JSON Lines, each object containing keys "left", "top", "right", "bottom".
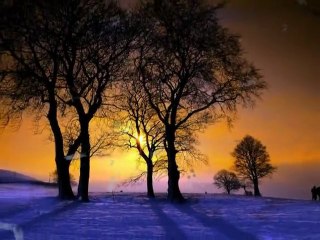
{"left": 0, "top": 184, "right": 320, "bottom": 240}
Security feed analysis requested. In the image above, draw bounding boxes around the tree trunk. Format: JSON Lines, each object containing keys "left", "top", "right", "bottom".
{"left": 167, "top": 162, "right": 184, "bottom": 202}
{"left": 146, "top": 162, "right": 155, "bottom": 198}
{"left": 166, "top": 128, "right": 184, "bottom": 202}
{"left": 253, "top": 179, "right": 261, "bottom": 197}
{"left": 78, "top": 154, "right": 90, "bottom": 202}
{"left": 78, "top": 121, "right": 91, "bottom": 202}
{"left": 47, "top": 100, "right": 74, "bottom": 200}
{"left": 57, "top": 160, "right": 74, "bottom": 200}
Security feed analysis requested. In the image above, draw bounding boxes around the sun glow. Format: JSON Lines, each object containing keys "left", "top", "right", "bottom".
{"left": 138, "top": 135, "right": 144, "bottom": 145}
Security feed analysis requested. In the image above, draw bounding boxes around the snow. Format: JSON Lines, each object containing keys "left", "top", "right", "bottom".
{"left": 0, "top": 184, "right": 320, "bottom": 240}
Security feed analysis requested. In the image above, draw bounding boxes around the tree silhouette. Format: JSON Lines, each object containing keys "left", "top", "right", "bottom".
{"left": 117, "top": 78, "right": 207, "bottom": 198}
{"left": 214, "top": 170, "right": 241, "bottom": 194}
{"left": 61, "top": 117, "right": 117, "bottom": 197}
{"left": 0, "top": 0, "right": 81, "bottom": 199}
{"left": 133, "top": 0, "right": 266, "bottom": 202}
{"left": 117, "top": 80, "right": 165, "bottom": 198}
{"left": 54, "top": 0, "right": 132, "bottom": 202}
{"left": 0, "top": 0, "right": 132, "bottom": 201}
{"left": 232, "top": 135, "right": 276, "bottom": 196}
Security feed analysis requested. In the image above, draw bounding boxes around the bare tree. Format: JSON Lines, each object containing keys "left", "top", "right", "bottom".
{"left": 133, "top": 0, "right": 266, "bottom": 202}
{"left": 62, "top": 117, "right": 116, "bottom": 160}
{"left": 0, "top": 0, "right": 132, "bottom": 201}
{"left": 0, "top": 0, "right": 81, "bottom": 199}
{"left": 214, "top": 170, "right": 241, "bottom": 194}
{"left": 117, "top": 80, "right": 165, "bottom": 198}
{"left": 51, "top": 0, "right": 132, "bottom": 201}
{"left": 117, "top": 77, "right": 207, "bottom": 198}
{"left": 62, "top": 116, "right": 117, "bottom": 197}
{"left": 232, "top": 135, "right": 276, "bottom": 196}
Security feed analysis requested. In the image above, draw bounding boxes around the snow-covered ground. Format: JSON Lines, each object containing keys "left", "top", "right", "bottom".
{"left": 0, "top": 184, "right": 320, "bottom": 240}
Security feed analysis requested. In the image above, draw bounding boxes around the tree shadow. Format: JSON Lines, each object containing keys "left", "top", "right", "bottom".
{"left": 173, "top": 203, "right": 258, "bottom": 240}
{"left": 149, "top": 200, "right": 188, "bottom": 239}
{"left": 20, "top": 200, "right": 80, "bottom": 229}
{"left": 0, "top": 198, "right": 80, "bottom": 240}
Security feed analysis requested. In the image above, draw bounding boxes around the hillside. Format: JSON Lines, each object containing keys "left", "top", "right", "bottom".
{"left": 0, "top": 169, "right": 56, "bottom": 186}
{"left": 0, "top": 169, "right": 38, "bottom": 183}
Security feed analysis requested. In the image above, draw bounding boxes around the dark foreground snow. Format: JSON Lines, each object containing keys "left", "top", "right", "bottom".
{"left": 0, "top": 184, "right": 320, "bottom": 240}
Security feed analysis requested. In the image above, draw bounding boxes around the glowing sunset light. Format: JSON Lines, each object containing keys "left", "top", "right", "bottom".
{"left": 138, "top": 135, "right": 144, "bottom": 145}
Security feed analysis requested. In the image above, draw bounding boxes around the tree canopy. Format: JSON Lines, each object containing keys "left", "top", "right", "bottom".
{"left": 214, "top": 170, "right": 241, "bottom": 194}
{"left": 232, "top": 135, "right": 276, "bottom": 196}
{"left": 133, "top": 0, "right": 266, "bottom": 201}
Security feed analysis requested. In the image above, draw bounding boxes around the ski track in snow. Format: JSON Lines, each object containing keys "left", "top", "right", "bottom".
{"left": 0, "top": 185, "right": 320, "bottom": 240}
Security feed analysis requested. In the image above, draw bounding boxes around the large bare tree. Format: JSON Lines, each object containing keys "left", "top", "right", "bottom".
{"left": 133, "top": 0, "right": 266, "bottom": 202}
{"left": 232, "top": 135, "right": 276, "bottom": 196}
{"left": 0, "top": 0, "right": 132, "bottom": 201}
{"left": 0, "top": 0, "right": 81, "bottom": 199}
{"left": 45, "top": 0, "right": 132, "bottom": 201}
{"left": 117, "top": 76, "right": 207, "bottom": 198}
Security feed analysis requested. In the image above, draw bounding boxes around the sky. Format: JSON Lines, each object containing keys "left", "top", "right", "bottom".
{"left": 0, "top": 0, "right": 319, "bottom": 200}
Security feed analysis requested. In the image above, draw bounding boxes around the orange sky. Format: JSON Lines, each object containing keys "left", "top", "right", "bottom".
{"left": 1, "top": 0, "right": 319, "bottom": 200}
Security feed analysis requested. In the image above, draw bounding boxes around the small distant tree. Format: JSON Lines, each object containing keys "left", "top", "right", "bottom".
{"left": 232, "top": 135, "right": 276, "bottom": 196}
{"left": 214, "top": 170, "right": 241, "bottom": 194}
